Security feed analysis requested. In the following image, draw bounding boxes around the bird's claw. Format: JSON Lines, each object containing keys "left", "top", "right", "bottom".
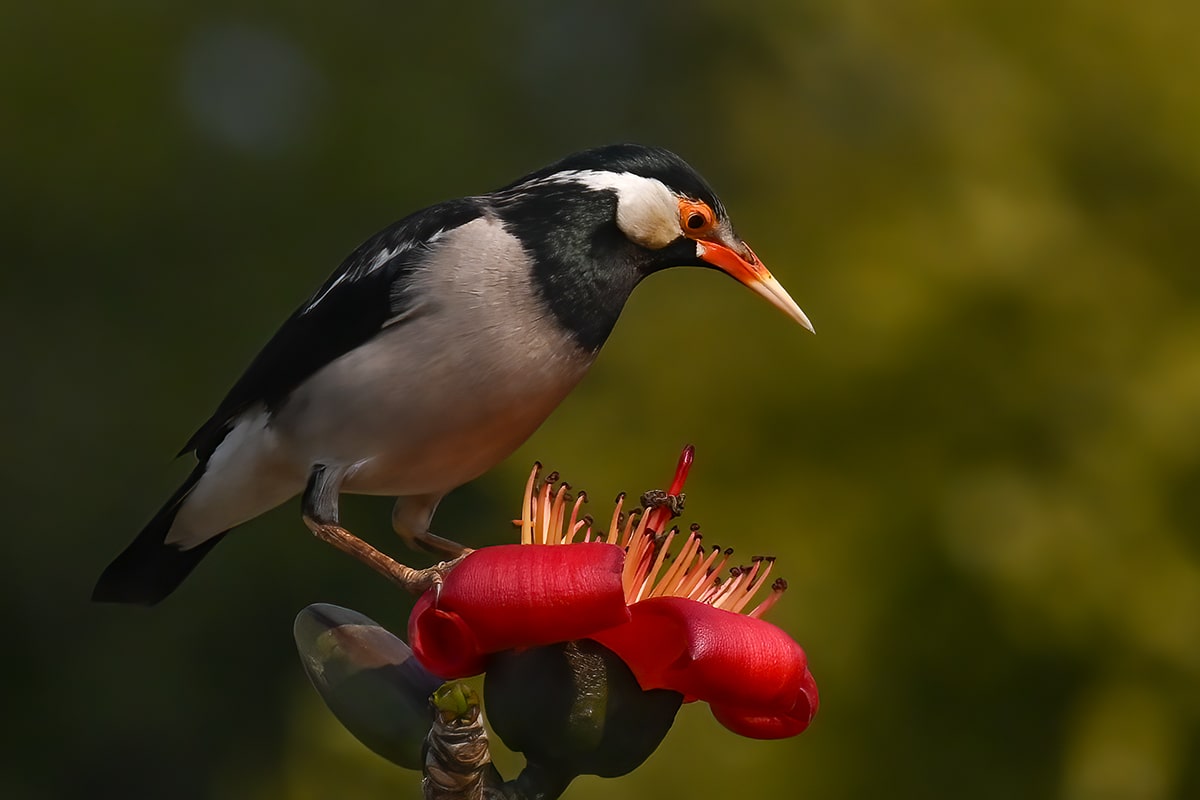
{"left": 303, "top": 516, "right": 470, "bottom": 596}
{"left": 404, "top": 554, "right": 471, "bottom": 601}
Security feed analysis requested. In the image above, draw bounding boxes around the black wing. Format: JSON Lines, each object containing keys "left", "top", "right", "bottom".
{"left": 181, "top": 198, "right": 485, "bottom": 461}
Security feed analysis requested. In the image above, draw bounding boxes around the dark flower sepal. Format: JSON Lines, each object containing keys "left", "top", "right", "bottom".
{"left": 485, "top": 639, "right": 683, "bottom": 780}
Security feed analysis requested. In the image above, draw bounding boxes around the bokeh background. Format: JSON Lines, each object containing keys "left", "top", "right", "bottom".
{"left": 4, "top": 1, "right": 1198, "bottom": 798}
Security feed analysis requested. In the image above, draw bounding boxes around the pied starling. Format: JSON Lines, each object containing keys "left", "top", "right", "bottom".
{"left": 93, "top": 143, "right": 812, "bottom": 605}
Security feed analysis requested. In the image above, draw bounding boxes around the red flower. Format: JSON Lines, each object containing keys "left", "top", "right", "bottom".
{"left": 408, "top": 447, "right": 818, "bottom": 739}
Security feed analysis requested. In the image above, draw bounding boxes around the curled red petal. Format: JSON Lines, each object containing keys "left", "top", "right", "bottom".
{"left": 407, "top": 591, "right": 488, "bottom": 678}
{"left": 709, "top": 663, "right": 819, "bottom": 738}
{"left": 710, "top": 704, "right": 812, "bottom": 739}
{"left": 591, "top": 596, "right": 818, "bottom": 739}
{"left": 408, "top": 543, "right": 631, "bottom": 678}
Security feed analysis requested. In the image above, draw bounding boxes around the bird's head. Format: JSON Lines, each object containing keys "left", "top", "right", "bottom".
{"left": 496, "top": 144, "right": 812, "bottom": 342}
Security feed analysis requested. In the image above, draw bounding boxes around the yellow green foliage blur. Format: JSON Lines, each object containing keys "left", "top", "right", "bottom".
{"left": 3, "top": 1, "right": 1197, "bottom": 798}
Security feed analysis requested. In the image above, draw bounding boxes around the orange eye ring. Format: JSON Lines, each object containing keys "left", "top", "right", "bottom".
{"left": 678, "top": 199, "right": 717, "bottom": 237}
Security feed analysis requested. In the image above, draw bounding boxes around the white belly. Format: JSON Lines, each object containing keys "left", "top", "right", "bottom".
{"left": 273, "top": 317, "right": 591, "bottom": 496}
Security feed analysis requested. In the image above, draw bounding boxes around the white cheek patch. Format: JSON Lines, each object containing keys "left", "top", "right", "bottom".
{"left": 559, "top": 170, "right": 681, "bottom": 250}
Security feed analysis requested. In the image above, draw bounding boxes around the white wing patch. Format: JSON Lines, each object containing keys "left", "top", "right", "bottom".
{"left": 301, "top": 228, "right": 448, "bottom": 315}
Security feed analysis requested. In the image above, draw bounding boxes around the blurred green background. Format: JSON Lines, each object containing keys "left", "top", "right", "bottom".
{"left": 4, "top": 1, "right": 1198, "bottom": 798}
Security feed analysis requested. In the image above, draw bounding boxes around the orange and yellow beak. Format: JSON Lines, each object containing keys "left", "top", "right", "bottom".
{"left": 696, "top": 237, "right": 814, "bottom": 333}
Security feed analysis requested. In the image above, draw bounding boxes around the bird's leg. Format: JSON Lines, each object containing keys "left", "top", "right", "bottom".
{"left": 392, "top": 494, "right": 474, "bottom": 559}
{"left": 302, "top": 465, "right": 464, "bottom": 596}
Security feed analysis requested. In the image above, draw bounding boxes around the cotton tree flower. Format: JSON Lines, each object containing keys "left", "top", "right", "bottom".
{"left": 409, "top": 447, "right": 818, "bottom": 739}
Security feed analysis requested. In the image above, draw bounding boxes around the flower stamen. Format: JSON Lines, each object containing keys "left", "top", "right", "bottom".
{"left": 730, "top": 556, "right": 776, "bottom": 614}
{"left": 621, "top": 513, "right": 654, "bottom": 590}
{"left": 678, "top": 545, "right": 723, "bottom": 599}
{"left": 621, "top": 508, "right": 646, "bottom": 549}
{"left": 605, "top": 493, "right": 626, "bottom": 545}
{"left": 648, "top": 525, "right": 701, "bottom": 598}
{"left": 698, "top": 575, "right": 724, "bottom": 604}
{"left": 747, "top": 578, "right": 789, "bottom": 619}
{"left": 625, "top": 531, "right": 659, "bottom": 603}
{"left": 520, "top": 462, "right": 540, "bottom": 545}
{"left": 711, "top": 566, "right": 753, "bottom": 611}
{"left": 517, "top": 451, "right": 791, "bottom": 622}
{"left": 564, "top": 491, "right": 587, "bottom": 544}
{"left": 549, "top": 482, "right": 571, "bottom": 545}
{"left": 634, "top": 526, "right": 677, "bottom": 603}
{"left": 688, "top": 548, "right": 734, "bottom": 601}
{"left": 536, "top": 474, "right": 556, "bottom": 545}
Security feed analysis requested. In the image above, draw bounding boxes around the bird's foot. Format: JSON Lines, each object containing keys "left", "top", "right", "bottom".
{"left": 391, "top": 494, "right": 473, "bottom": 558}
{"left": 416, "top": 530, "right": 474, "bottom": 560}
{"left": 302, "top": 515, "right": 466, "bottom": 596}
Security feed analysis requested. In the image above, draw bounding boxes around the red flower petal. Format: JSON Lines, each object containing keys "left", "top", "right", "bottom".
{"left": 709, "top": 663, "right": 819, "bottom": 738}
{"left": 407, "top": 592, "right": 488, "bottom": 678}
{"left": 408, "top": 543, "right": 631, "bottom": 678}
{"left": 590, "top": 596, "right": 818, "bottom": 739}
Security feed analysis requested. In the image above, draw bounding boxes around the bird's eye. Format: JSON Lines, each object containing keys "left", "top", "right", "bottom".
{"left": 678, "top": 199, "right": 716, "bottom": 237}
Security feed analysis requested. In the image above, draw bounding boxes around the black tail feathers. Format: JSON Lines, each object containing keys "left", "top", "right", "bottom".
{"left": 92, "top": 466, "right": 227, "bottom": 606}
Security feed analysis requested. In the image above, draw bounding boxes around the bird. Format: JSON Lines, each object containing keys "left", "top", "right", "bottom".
{"left": 93, "top": 143, "right": 813, "bottom": 605}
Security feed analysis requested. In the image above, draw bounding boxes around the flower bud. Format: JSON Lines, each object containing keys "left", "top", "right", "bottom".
{"left": 294, "top": 603, "right": 443, "bottom": 770}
